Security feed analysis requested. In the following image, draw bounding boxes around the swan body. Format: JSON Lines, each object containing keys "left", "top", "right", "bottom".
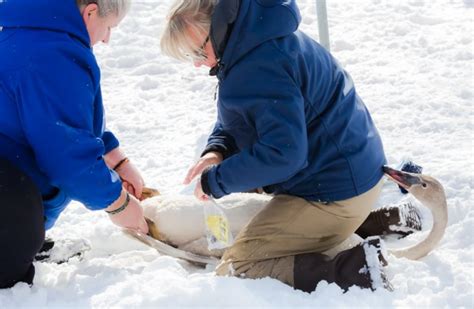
{"left": 141, "top": 167, "right": 448, "bottom": 261}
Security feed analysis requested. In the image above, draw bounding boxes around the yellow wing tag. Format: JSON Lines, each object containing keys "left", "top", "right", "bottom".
{"left": 204, "top": 198, "right": 234, "bottom": 250}
{"left": 206, "top": 215, "right": 231, "bottom": 245}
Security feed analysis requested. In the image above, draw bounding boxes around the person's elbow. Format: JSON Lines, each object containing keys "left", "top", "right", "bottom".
{"left": 265, "top": 139, "right": 308, "bottom": 179}
{"left": 284, "top": 140, "right": 308, "bottom": 175}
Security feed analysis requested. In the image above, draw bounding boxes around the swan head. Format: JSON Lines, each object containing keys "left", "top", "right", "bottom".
{"left": 382, "top": 166, "right": 447, "bottom": 208}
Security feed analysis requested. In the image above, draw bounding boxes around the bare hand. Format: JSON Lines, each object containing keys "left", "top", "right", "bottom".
{"left": 104, "top": 148, "right": 145, "bottom": 199}
{"left": 116, "top": 160, "right": 145, "bottom": 200}
{"left": 106, "top": 189, "right": 149, "bottom": 234}
{"left": 183, "top": 151, "right": 223, "bottom": 185}
{"left": 194, "top": 179, "right": 209, "bottom": 201}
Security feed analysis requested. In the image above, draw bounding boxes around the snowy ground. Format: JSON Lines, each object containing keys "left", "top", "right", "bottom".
{"left": 1, "top": 0, "right": 473, "bottom": 307}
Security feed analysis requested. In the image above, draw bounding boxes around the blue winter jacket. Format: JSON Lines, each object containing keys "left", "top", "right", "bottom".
{"left": 0, "top": 0, "right": 122, "bottom": 229}
{"left": 202, "top": 0, "right": 387, "bottom": 202}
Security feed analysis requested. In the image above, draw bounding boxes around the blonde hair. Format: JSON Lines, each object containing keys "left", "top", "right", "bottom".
{"left": 160, "top": 0, "right": 218, "bottom": 61}
{"left": 76, "top": 0, "right": 131, "bottom": 17}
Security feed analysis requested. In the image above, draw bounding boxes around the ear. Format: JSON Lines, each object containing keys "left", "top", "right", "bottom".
{"left": 81, "top": 3, "right": 99, "bottom": 25}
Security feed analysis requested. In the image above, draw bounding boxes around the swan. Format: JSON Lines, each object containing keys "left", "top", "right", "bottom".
{"left": 131, "top": 166, "right": 448, "bottom": 263}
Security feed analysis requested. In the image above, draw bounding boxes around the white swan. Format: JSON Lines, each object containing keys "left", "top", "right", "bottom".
{"left": 133, "top": 166, "right": 448, "bottom": 263}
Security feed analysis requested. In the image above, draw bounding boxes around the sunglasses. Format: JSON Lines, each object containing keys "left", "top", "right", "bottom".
{"left": 188, "top": 34, "right": 210, "bottom": 61}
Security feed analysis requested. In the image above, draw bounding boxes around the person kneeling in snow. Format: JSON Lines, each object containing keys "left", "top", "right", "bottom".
{"left": 159, "top": 0, "right": 413, "bottom": 292}
{"left": 0, "top": 0, "right": 149, "bottom": 289}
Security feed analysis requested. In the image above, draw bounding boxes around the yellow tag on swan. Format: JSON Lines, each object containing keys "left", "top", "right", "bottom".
{"left": 206, "top": 215, "right": 231, "bottom": 244}
{"left": 204, "top": 199, "right": 234, "bottom": 250}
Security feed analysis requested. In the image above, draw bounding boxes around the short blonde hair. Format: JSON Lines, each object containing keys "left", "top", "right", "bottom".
{"left": 160, "top": 0, "right": 218, "bottom": 61}
{"left": 76, "top": 0, "right": 131, "bottom": 17}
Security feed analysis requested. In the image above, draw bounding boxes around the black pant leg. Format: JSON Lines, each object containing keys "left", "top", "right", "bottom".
{"left": 0, "top": 158, "right": 44, "bottom": 289}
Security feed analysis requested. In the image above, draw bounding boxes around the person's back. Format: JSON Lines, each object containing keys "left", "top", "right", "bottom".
{"left": 196, "top": 0, "right": 386, "bottom": 201}
{"left": 0, "top": 4, "right": 100, "bottom": 202}
{"left": 0, "top": 0, "right": 122, "bottom": 229}
{"left": 262, "top": 30, "right": 387, "bottom": 201}
{"left": 0, "top": 0, "right": 148, "bottom": 289}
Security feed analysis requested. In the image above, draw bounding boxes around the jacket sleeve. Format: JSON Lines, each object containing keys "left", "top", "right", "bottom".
{"left": 202, "top": 53, "right": 308, "bottom": 198}
{"left": 201, "top": 117, "right": 238, "bottom": 159}
{"left": 16, "top": 48, "right": 122, "bottom": 210}
{"left": 102, "top": 129, "right": 120, "bottom": 154}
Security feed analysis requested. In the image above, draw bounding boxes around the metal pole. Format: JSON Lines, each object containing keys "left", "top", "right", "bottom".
{"left": 316, "top": 0, "right": 330, "bottom": 51}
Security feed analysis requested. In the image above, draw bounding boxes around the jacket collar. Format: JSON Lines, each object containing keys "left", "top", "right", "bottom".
{"left": 0, "top": 0, "right": 91, "bottom": 47}
{"left": 209, "top": 0, "right": 301, "bottom": 78}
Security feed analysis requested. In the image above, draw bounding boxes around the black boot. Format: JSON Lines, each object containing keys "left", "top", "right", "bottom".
{"left": 35, "top": 237, "right": 90, "bottom": 264}
{"left": 356, "top": 201, "right": 422, "bottom": 239}
{"left": 293, "top": 237, "right": 392, "bottom": 293}
{"left": 34, "top": 238, "right": 55, "bottom": 262}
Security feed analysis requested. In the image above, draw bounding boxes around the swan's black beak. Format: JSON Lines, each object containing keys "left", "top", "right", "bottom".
{"left": 383, "top": 166, "right": 422, "bottom": 190}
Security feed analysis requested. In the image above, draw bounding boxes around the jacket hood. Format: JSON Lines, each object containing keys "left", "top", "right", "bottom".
{"left": 0, "top": 0, "right": 90, "bottom": 47}
{"left": 210, "top": 0, "right": 301, "bottom": 75}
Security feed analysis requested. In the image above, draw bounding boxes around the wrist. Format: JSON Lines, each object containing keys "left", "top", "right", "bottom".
{"left": 200, "top": 166, "right": 214, "bottom": 197}
{"left": 113, "top": 157, "right": 129, "bottom": 171}
{"left": 202, "top": 151, "right": 223, "bottom": 163}
{"left": 201, "top": 165, "right": 227, "bottom": 199}
{"left": 211, "top": 151, "right": 223, "bottom": 162}
{"left": 201, "top": 146, "right": 226, "bottom": 160}
{"left": 106, "top": 189, "right": 127, "bottom": 212}
{"left": 104, "top": 147, "right": 127, "bottom": 169}
{"left": 106, "top": 192, "right": 130, "bottom": 215}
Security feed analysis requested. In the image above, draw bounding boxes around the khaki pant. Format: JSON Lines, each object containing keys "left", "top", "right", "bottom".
{"left": 215, "top": 179, "right": 384, "bottom": 287}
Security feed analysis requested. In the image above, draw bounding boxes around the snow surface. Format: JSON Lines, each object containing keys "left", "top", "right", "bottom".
{"left": 1, "top": 0, "right": 473, "bottom": 307}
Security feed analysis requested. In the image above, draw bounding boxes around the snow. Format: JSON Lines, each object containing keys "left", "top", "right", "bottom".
{"left": 1, "top": 0, "right": 473, "bottom": 307}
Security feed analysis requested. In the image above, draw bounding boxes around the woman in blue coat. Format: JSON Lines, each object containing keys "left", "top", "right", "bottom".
{"left": 0, "top": 0, "right": 148, "bottom": 288}
{"left": 160, "top": 0, "right": 410, "bottom": 292}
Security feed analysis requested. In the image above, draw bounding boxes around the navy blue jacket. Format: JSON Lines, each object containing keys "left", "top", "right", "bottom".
{"left": 202, "top": 0, "right": 386, "bottom": 202}
{"left": 0, "top": 0, "right": 122, "bottom": 229}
